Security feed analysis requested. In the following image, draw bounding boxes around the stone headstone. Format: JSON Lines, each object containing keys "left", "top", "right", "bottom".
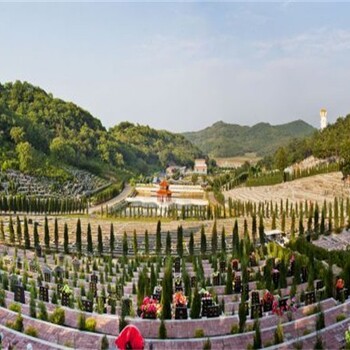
{"left": 89, "top": 282, "right": 97, "bottom": 297}
{"left": 234, "top": 276, "right": 241, "bottom": 293}
{"left": 305, "top": 291, "right": 316, "bottom": 306}
{"left": 91, "top": 273, "right": 98, "bottom": 284}
{"left": 82, "top": 299, "right": 93, "bottom": 313}
{"left": 39, "top": 286, "right": 49, "bottom": 302}
{"left": 251, "top": 304, "right": 263, "bottom": 319}
{"left": 14, "top": 285, "right": 25, "bottom": 304}
{"left": 175, "top": 306, "right": 188, "bottom": 319}
{"left": 61, "top": 292, "right": 70, "bottom": 306}
{"left": 220, "top": 261, "right": 226, "bottom": 273}
{"left": 251, "top": 291, "right": 260, "bottom": 305}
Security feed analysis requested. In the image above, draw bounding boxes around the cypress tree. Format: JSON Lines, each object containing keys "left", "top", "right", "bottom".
{"left": 54, "top": 218, "right": 59, "bottom": 251}
{"left": 161, "top": 259, "right": 173, "bottom": 319}
{"left": 110, "top": 223, "right": 115, "bottom": 255}
{"left": 44, "top": 216, "right": 50, "bottom": 249}
{"left": 145, "top": 229, "right": 149, "bottom": 255}
{"left": 258, "top": 215, "right": 265, "bottom": 247}
{"left": 189, "top": 231, "right": 194, "bottom": 256}
{"left": 221, "top": 226, "right": 226, "bottom": 253}
{"left": 314, "top": 204, "right": 320, "bottom": 234}
{"left": 16, "top": 216, "right": 22, "bottom": 245}
{"left": 320, "top": 210, "right": 326, "bottom": 235}
{"left": 122, "top": 231, "right": 128, "bottom": 256}
{"left": 156, "top": 220, "right": 162, "bottom": 255}
{"left": 33, "top": 222, "right": 39, "bottom": 248}
{"left": 290, "top": 211, "right": 296, "bottom": 238}
{"left": 190, "top": 287, "right": 201, "bottom": 319}
{"left": 63, "top": 223, "right": 69, "bottom": 254}
{"left": 87, "top": 223, "right": 93, "bottom": 254}
{"left": 253, "top": 319, "right": 262, "bottom": 349}
{"left": 299, "top": 217, "right": 304, "bottom": 236}
{"left": 133, "top": 229, "right": 138, "bottom": 256}
{"left": 9, "top": 216, "right": 15, "bottom": 244}
{"left": 211, "top": 220, "right": 218, "bottom": 255}
{"left": 238, "top": 300, "right": 246, "bottom": 333}
{"left": 0, "top": 219, "right": 5, "bottom": 241}
{"left": 177, "top": 225, "right": 183, "bottom": 257}
{"left": 328, "top": 205, "right": 333, "bottom": 233}
{"left": 271, "top": 212, "right": 276, "bottom": 230}
{"left": 252, "top": 214, "right": 257, "bottom": 243}
{"left": 24, "top": 217, "right": 30, "bottom": 248}
{"left": 334, "top": 197, "right": 339, "bottom": 230}
{"left": 225, "top": 263, "right": 233, "bottom": 294}
{"left": 75, "top": 218, "right": 82, "bottom": 254}
{"left": 200, "top": 224, "right": 206, "bottom": 255}
{"left": 98, "top": 225, "right": 103, "bottom": 256}
{"left": 232, "top": 219, "right": 239, "bottom": 255}
{"left": 166, "top": 231, "right": 171, "bottom": 255}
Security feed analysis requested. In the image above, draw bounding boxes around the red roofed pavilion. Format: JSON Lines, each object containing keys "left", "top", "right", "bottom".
{"left": 157, "top": 180, "right": 172, "bottom": 202}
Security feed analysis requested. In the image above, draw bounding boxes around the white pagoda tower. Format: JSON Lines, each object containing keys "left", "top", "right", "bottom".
{"left": 320, "top": 108, "right": 327, "bottom": 130}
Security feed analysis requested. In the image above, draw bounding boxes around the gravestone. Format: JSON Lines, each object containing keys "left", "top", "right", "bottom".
{"left": 242, "top": 284, "right": 249, "bottom": 298}
{"left": 305, "top": 291, "right": 316, "bottom": 306}
{"left": 57, "top": 284, "right": 63, "bottom": 296}
{"left": 39, "top": 285, "right": 49, "bottom": 302}
{"left": 174, "top": 258, "right": 181, "bottom": 273}
{"left": 82, "top": 299, "right": 93, "bottom": 313}
{"left": 91, "top": 273, "right": 98, "bottom": 284}
{"left": 251, "top": 291, "right": 260, "bottom": 305}
{"left": 175, "top": 306, "right": 188, "bottom": 319}
{"left": 272, "top": 270, "right": 280, "bottom": 288}
{"left": 301, "top": 267, "right": 308, "bottom": 283}
{"left": 290, "top": 260, "right": 295, "bottom": 276}
{"left": 61, "top": 292, "right": 70, "bottom": 306}
{"left": 175, "top": 279, "right": 183, "bottom": 292}
{"left": 234, "top": 276, "right": 242, "bottom": 293}
{"left": 220, "top": 261, "right": 226, "bottom": 273}
{"left": 35, "top": 245, "right": 42, "bottom": 258}
{"left": 29, "top": 260, "right": 36, "bottom": 273}
{"left": 251, "top": 304, "right": 263, "bottom": 319}
{"left": 279, "top": 296, "right": 289, "bottom": 309}
{"left": 190, "top": 276, "right": 197, "bottom": 288}
{"left": 212, "top": 273, "right": 220, "bottom": 286}
{"left": 316, "top": 280, "right": 324, "bottom": 290}
{"left": 249, "top": 254, "right": 257, "bottom": 267}
{"left": 89, "top": 282, "right": 97, "bottom": 297}
{"left": 201, "top": 297, "right": 213, "bottom": 317}
{"left": 16, "top": 258, "right": 22, "bottom": 270}
{"left": 14, "top": 285, "right": 25, "bottom": 304}
{"left": 207, "top": 305, "right": 220, "bottom": 318}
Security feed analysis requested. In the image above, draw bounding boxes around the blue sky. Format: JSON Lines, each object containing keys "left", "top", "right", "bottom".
{"left": 1, "top": 2, "right": 350, "bottom": 132}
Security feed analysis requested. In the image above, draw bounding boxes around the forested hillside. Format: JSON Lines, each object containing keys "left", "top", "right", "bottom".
{"left": 182, "top": 120, "right": 315, "bottom": 157}
{"left": 0, "top": 81, "right": 202, "bottom": 180}
{"left": 269, "top": 114, "right": 350, "bottom": 176}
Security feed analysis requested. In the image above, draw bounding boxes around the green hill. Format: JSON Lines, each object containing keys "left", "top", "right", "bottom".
{"left": 182, "top": 120, "right": 316, "bottom": 157}
{"left": 0, "top": 81, "right": 202, "bottom": 181}
{"left": 275, "top": 114, "right": 350, "bottom": 176}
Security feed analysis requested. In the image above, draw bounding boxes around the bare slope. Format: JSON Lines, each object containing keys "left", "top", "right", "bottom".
{"left": 225, "top": 172, "right": 349, "bottom": 205}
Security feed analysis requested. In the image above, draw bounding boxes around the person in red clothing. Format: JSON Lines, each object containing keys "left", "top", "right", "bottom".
{"left": 115, "top": 325, "right": 145, "bottom": 350}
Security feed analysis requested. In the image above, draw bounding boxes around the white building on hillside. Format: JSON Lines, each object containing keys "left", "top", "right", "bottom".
{"left": 320, "top": 108, "right": 327, "bottom": 130}
{"left": 194, "top": 159, "right": 207, "bottom": 175}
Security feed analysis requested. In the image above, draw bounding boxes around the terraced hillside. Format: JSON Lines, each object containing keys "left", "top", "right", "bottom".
{"left": 225, "top": 172, "right": 350, "bottom": 205}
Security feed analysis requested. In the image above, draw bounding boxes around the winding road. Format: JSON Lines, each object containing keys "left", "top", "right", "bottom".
{"left": 88, "top": 183, "right": 133, "bottom": 214}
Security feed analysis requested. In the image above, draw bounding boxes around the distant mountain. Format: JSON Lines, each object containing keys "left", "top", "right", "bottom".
{"left": 182, "top": 120, "right": 316, "bottom": 157}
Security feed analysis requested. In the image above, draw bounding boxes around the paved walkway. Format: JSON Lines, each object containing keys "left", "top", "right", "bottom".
{"left": 88, "top": 183, "right": 133, "bottom": 214}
